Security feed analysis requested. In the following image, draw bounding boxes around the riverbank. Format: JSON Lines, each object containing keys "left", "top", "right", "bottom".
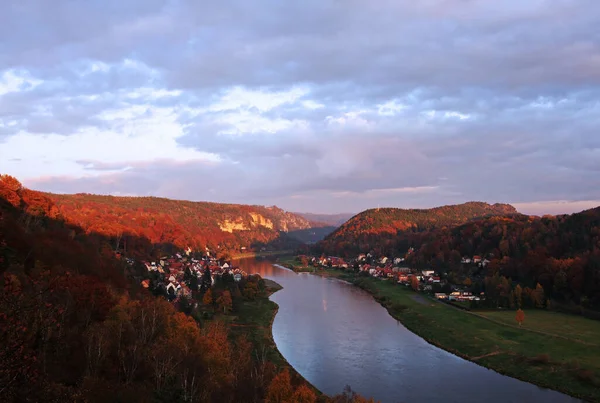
{"left": 311, "top": 271, "right": 599, "bottom": 402}
{"left": 228, "top": 278, "right": 325, "bottom": 400}
{"left": 230, "top": 250, "right": 295, "bottom": 259}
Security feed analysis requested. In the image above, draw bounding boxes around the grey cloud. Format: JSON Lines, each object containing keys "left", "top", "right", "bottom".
{"left": 3, "top": 0, "right": 600, "bottom": 213}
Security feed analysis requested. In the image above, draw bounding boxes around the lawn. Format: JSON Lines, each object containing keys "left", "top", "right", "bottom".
{"left": 349, "top": 276, "right": 600, "bottom": 402}
{"left": 476, "top": 309, "right": 600, "bottom": 346}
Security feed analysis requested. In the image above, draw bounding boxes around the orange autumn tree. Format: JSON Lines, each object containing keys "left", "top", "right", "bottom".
{"left": 203, "top": 289, "right": 213, "bottom": 306}
{"left": 217, "top": 290, "right": 232, "bottom": 314}
{"left": 291, "top": 384, "right": 317, "bottom": 403}
{"left": 410, "top": 276, "right": 419, "bottom": 291}
{"left": 266, "top": 368, "right": 293, "bottom": 403}
{"left": 515, "top": 309, "right": 525, "bottom": 326}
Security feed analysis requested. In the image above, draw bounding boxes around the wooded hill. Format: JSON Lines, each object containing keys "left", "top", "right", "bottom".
{"left": 405, "top": 210, "right": 600, "bottom": 311}
{"left": 318, "top": 202, "right": 518, "bottom": 256}
{"left": 0, "top": 175, "right": 372, "bottom": 402}
{"left": 43, "top": 192, "right": 328, "bottom": 257}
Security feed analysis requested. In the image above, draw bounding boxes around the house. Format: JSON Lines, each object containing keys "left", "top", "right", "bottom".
{"left": 357, "top": 254, "right": 366, "bottom": 261}
{"left": 380, "top": 257, "right": 388, "bottom": 264}
{"left": 393, "top": 257, "right": 403, "bottom": 265}
{"left": 222, "top": 262, "right": 230, "bottom": 269}
{"left": 141, "top": 279, "right": 150, "bottom": 288}
{"left": 233, "top": 273, "right": 242, "bottom": 282}
{"left": 481, "top": 259, "right": 490, "bottom": 267}
{"left": 422, "top": 270, "right": 435, "bottom": 277}
{"left": 166, "top": 282, "right": 177, "bottom": 295}
{"left": 473, "top": 255, "right": 482, "bottom": 263}
{"left": 461, "top": 257, "right": 472, "bottom": 264}
{"left": 431, "top": 276, "right": 441, "bottom": 283}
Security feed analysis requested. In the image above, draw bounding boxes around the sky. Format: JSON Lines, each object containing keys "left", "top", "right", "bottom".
{"left": 1, "top": 0, "right": 599, "bottom": 215}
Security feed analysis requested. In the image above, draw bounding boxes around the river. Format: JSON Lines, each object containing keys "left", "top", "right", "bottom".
{"left": 236, "top": 258, "right": 581, "bottom": 403}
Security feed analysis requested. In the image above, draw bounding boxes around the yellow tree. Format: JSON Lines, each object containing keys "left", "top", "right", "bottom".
{"left": 531, "top": 283, "right": 545, "bottom": 308}
{"left": 514, "top": 284, "right": 523, "bottom": 308}
{"left": 515, "top": 309, "right": 525, "bottom": 326}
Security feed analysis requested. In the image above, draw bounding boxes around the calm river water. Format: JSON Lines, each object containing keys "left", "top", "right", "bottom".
{"left": 236, "top": 258, "right": 580, "bottom": 403}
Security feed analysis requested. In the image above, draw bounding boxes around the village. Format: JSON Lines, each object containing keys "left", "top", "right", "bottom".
{"left": 134, "top": 246, "right": 249, "bottom": 305}
{"left": 296, "top": 250, "right": 488, "bottom": 304}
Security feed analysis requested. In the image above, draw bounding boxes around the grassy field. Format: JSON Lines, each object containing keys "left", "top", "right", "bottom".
{"left": 476, "top": 309, "right": 600, "bottom": 346}
{"left": 344, "top": 275, "right": 600, "bottom": 402}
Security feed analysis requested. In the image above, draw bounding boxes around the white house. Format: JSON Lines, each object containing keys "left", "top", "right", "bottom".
{"left": 422, "top": 270, "right": 435, "bottom": 277}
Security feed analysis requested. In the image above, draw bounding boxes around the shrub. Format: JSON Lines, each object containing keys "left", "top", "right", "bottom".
{"left": 528, "top": 353, "right": 550, "bottom": 365}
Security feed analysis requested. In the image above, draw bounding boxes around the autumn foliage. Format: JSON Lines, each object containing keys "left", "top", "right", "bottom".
{"left": 515, "top": 309, "right": 525, "bottom": 326}
{"left": 44, "top": 191, "right": 317, "bottom": 257}
{"left": 0, "top": 177, "right": 317, "bottom": 402}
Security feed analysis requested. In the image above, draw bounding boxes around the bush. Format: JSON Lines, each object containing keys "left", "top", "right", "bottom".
{"left": 574, "top": 369, "right": 596, "bottom": 385}
{"left": 528, "top": 354, "right": 551, "bottom": 365}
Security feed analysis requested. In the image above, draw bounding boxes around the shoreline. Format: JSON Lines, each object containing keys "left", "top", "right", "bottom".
{"left": 260, "top": 278, "right": 324, "bottom": 398}
{"left": 305, "top": 270, "right": 594, "bottom": 402}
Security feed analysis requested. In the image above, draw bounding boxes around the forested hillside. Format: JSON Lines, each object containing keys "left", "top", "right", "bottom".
{"left": 45, "top": 193, "right": 322, "bottom": 257}
{"left": 1, "top": 175, "right": 376, "bottom": 402}
{"left": 405, "top": 211, "right": 600, "bottom": 310}
{"left": 319, "top": 202, "right": 518, "bottom": 255}
{"left": 0, "top": 175, "right": 276, "bottom": 401}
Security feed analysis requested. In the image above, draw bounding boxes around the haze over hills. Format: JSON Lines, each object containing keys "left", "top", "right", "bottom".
{"left": 294, "top": 212, "right": 355, "bottom": 227}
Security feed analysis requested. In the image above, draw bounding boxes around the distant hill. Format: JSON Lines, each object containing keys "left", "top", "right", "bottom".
{"left": 318, "top": 202, "right": 519, "bottom": 255}
{"left": 294, "top": 212, "right": 355, "bottom": 227}
{"left": 43, "top": 192, "right": 320, "bottom": 256}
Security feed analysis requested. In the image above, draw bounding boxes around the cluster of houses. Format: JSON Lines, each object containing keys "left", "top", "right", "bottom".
{"left": 461, "top": 255, "right": 491, "bottom": 267}
{"left": 301, "top": 251, "right": 487, "bottom": 301}
{"left": 435, "top": 291, "right": 482, "bottom": 302}
{"left": 140, "top": 249, "right": 247, "bottom": 300}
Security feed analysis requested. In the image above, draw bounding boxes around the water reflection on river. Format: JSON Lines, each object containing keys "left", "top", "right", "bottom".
{"left": 236, "top": 258, "right": 580, "bottom": 403}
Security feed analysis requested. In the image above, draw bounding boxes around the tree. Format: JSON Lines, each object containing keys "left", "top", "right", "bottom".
{"left": 514, "top": 284, "right": 523, "bottom": 308}
{"left": 515, "top": 309, "right": 525, "bottom": 326}
{"left": 410, "top": 276, "right": 419, "bottom": 291}
{"left": 202, "top": 289, "right": 213, "bottom": 307}
{"left": 200, "top": 268, "right": 212, "bottom": 294}
{"left": 243, "top": 281, "right": 259, "bottom": 300}
{"left": 266, "top": 368, "right": 293, "bottom": 403}
{"left": 291, "top": 384, "right": 317, "bottom": 403}
{"left": 217, "top": 290, "right": 232, "bottom": 314}
{"left": 531, "top": 283, "right": 545, "bottom": 308}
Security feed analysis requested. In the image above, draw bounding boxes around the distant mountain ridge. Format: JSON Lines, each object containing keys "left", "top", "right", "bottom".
{"left": 318, "top": 202, "right": 519, "bottom": 255}
{"left": 294, "top": 212, "right": 355, "bottom": 227}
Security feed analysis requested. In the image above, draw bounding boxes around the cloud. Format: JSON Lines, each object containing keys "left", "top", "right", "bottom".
{"left": 1, "top": 0, "right": 599, "bottom": 215}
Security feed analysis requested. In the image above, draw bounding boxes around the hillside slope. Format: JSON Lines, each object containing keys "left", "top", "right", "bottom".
{"left": 319, "top": 202, "right": 518, "bottom": 255}
{"left": 45, "top": 193, "right": 320, "bottom": 256}
{"left": 404, "top": 207, "right": 600, "bottom": 310}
